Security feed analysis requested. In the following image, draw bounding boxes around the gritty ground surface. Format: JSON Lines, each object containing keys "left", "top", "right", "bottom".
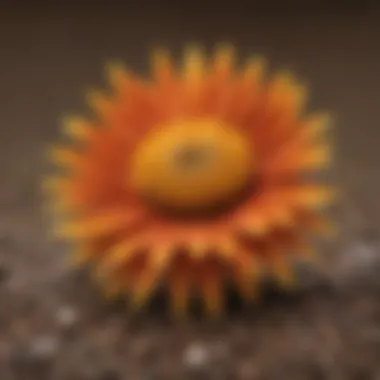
{"left": 1, "top": 3, "right": 380, "bottom": 379}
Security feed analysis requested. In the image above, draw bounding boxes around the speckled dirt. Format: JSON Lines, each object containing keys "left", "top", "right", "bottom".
{"left": 1, "top": 3, "right": 380, "bottom": 380}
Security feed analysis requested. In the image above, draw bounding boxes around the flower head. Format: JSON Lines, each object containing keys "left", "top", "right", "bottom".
{"left": 44, "top": 44, "right": 335, "bottom": 316}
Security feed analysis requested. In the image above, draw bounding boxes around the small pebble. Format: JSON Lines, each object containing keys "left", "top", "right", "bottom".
{"left": 56, "top": 305, "right": 79, "bottom": 329}
{"left": 341, "top": 241, "right": 379, "bottom": 273}
{"left": 9, "top": 336, "right": 59, "bottom": 374}
{"left": 183, "top": 342, "right": 209, "bottom": 369}
{"left": 29, "top": 335, "right": 60, "bottom": 362}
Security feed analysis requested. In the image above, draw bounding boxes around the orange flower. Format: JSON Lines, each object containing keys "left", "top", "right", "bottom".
{"left": 44, "top": 44, "right": 335, "bottom": 316}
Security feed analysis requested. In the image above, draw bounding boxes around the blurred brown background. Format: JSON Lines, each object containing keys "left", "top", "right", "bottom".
{"left": 0, "top": 2, "right": 380, "bottom": 379}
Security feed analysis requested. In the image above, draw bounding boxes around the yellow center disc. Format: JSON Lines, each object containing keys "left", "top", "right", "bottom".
{"left": 129, "top": 119, "right": 253, "bottom": 213}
